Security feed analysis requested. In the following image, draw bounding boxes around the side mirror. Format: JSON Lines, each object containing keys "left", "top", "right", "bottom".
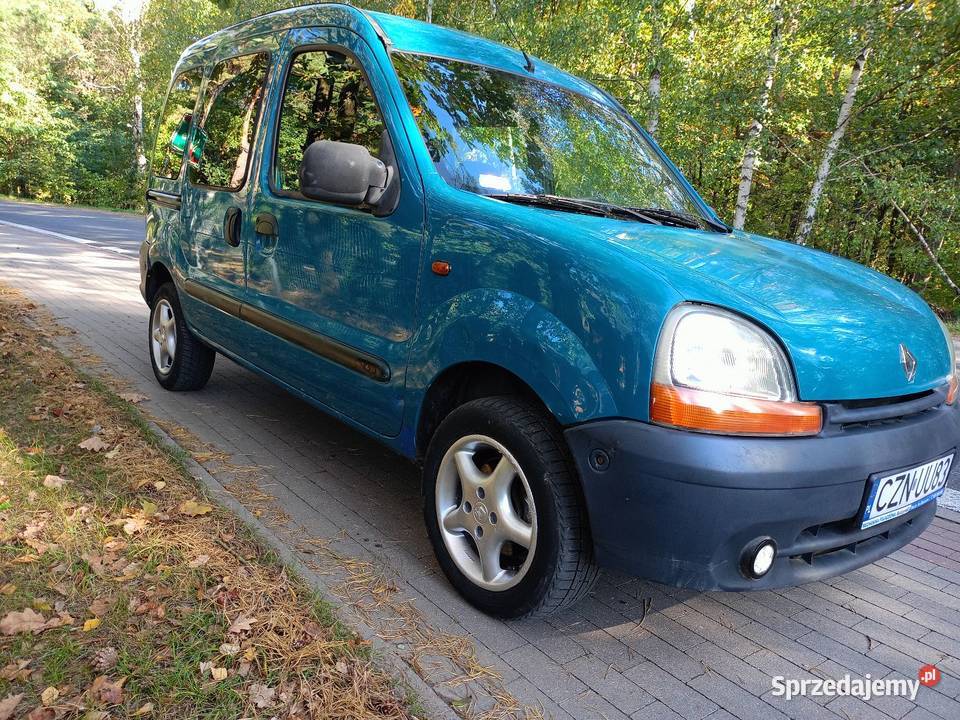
{"left": 298, "top": 140, "right": 393, "bottom": 207}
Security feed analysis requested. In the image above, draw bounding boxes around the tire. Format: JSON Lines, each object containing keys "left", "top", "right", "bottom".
{"left": 423, "top": 396, "right": 599, "bottom": 618}
{"left": 148, "top": 282, "right": 215, "bottom": 391}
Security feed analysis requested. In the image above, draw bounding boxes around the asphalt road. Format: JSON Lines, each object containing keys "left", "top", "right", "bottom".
{"left": 0, "top": 198, "right": 143, "bottom": 256}
{"left": 1, "top": 195, "right": 958, "bottom": 501}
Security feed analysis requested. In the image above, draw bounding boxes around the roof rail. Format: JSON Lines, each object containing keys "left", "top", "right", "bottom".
{"left": 358, "top": 8, "right": 393, "bottom": 51}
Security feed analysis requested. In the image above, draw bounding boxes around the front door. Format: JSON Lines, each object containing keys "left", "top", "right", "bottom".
{"left": 180, "top": 43, "right": 275, "bottom": 351}
{"left": 145, "top": 67, "right": 202, "bottom": 274}
{"left": 244, "top": 28, "right": 423, "bottom": 436}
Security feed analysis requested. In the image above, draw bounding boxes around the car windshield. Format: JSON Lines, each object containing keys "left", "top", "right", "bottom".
{"left": 393, "top": 52, "right": 703, "bottom": 219}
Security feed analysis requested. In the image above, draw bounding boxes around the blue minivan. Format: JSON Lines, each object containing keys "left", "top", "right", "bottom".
{"left": 142, "top": 4, "right": 959, "bottom": 617}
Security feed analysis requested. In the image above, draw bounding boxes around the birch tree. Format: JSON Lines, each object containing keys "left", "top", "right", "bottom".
{"left": 646, "top": 0, "right": 664, "bottom": 137}
{"left": 732, "top": 0, "right": 783, "bottom": 230}
{"left": 794, "top": 44, "right": 870, "bottom": 245}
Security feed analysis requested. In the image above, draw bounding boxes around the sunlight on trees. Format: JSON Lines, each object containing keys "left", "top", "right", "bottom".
{"left": 3, "top": 0, "right": 959, "bottom": 312}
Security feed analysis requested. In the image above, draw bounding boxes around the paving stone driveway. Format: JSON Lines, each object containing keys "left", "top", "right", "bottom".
{"left": 3, "top": 218, "right": 960, "bottom": 720}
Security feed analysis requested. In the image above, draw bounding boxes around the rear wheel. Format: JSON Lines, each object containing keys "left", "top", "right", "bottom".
{"left": 423, "top": 396, "right": 599, "bottom": 618}
{"left": 148, "top": 282, "right": 215, "bottom": 391}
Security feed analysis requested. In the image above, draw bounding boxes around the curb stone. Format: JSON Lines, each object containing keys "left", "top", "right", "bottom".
{"left": 144, "top": 418, "right": 460, "bottom": 720}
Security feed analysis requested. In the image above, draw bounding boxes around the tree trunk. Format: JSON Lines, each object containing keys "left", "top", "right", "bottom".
{"left": 646, "top": 0, "right": 664, "bottom": 137}
{"left": 890, "top": 198, "right": 960, "bottom": 297}
{"left": 795, "top": 46, "right": 870, "bottom": 245}
{"left": 426, "top": 0, "right": 433, "bottom": 23}
{"left": 732, "top": 0, "right": 782, "bottom": 230}
{"left": 129, "top": 33, "right": 147, "bottom": 177}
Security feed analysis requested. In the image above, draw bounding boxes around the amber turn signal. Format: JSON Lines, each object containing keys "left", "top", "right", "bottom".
{"left": 650, "top": 382, "right": 822, "bottom": 436}
{"left": 947, "top": 375, "right": 958, "bottom": 405}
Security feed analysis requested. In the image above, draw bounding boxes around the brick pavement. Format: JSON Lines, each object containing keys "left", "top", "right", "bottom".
{"left": 3, "top": 223, "right": 960, "bottom": 720}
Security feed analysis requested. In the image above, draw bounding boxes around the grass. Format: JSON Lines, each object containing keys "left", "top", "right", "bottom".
{"left": 0, "top": 286, "right": 414, "bottom": 719}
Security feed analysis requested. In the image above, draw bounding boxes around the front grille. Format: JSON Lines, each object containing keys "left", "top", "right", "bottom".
{"left": 822, "top": 386, "right": 946, "bottom": 432}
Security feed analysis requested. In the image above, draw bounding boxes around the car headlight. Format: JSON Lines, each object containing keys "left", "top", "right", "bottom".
{"left": 650, "top": 304, "right": 822, "bottom": 435}
{"left": 936, "top": 317, "right": 957, "bottom": 405}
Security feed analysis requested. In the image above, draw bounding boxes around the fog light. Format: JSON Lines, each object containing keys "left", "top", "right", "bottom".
{"left": 742, "top": 538, "right": 777, "bottom": 579}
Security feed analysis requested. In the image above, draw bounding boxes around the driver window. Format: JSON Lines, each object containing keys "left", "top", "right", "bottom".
{"left": 273, "top": 49, "right": 386, "bottom": 195}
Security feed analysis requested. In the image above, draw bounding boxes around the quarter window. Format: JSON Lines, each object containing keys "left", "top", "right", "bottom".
{"left": 273, "top": 49, "right": 386, "bottom": 195}
{"left": 190, "top": 53, "right": 270, "bottom": 191}
{"left": 151, "top": 69, "right": 201, "bottom": 179}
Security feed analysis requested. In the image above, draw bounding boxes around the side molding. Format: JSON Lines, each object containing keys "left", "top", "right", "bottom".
{"left": 181, "top": 280, "right": 390, "bottom": 382}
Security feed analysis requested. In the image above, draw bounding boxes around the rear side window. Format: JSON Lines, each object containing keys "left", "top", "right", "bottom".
{"left": 151, "top": 69, "right": 202, "bottom": 179}
{"left": 190, "top": 53, "right": 270, "bottom": 191}
{"left": 273, "top": 49, "right": 386, "bottom": 194}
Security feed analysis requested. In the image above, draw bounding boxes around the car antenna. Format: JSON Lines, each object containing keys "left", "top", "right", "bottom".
{"left": 490, "top": 1, "right": 535, "bottom": 73}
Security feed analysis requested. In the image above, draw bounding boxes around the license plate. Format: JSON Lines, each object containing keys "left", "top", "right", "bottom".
{"left": 861, "top": 453, "right": 954, "bottom": 529}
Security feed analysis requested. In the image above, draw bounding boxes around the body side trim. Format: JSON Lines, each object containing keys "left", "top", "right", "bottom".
{"left": 181, "top": 279, "right": 390, "bottom": 382}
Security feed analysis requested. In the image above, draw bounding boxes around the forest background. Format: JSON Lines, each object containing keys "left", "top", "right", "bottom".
{"left": 2, "top": 0, "right": 958, "bottom": 314}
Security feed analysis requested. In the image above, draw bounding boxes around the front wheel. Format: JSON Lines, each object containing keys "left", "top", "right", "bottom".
{"left": 423, "top": 396, "right": 599, "bottom": 618}
{"left": 148, "top": 282, "right": 215, "bottom": 391}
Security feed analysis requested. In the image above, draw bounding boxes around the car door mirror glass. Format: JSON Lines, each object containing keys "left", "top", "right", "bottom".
{"left": 298, "top": 139, "right": 392, "bottom": 207}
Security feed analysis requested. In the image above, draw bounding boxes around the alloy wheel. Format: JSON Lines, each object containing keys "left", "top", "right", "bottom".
{"left": 151, "top": 298, "right": 177, "bottom": 376}
{"left": 435, "top": 434, "right": 538, "bottom": 591}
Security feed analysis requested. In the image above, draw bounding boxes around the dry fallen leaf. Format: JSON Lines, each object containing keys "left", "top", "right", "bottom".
{"left": 178, "top": 500, "right": 213, "bottom": 517}
{"left": 248, "top": 683, "right": 275, "bottom": 709}
{"left": 40, "top": 687, "right": 58, "bottom": 707}
{"left": 88, "top": 598, "right": 111, "bottom": 617}
{"left": 118, "top": 392, "right": 148, "bottom": 404}
{"left": 26, "top": 707, "right": 55, "bottom": 720}
{"left": 78, "top": 436, "right": 109, "bottom": 452}
{"left": 42, "top": 475, "right": 67, "bottom": 489}
{"left": 210, "top": 667, "right": 227, "bottom": 681}
{"left": 0, "top": 660, "right": 31, "bottom": 681}
{"left": 82, "top": 618, "right": 101, "bottom": 632}
{"left": 87, "top": 676, "right": 124, "bottom": 705}
{"left": 132, "top": 702, "right": 154, "bottom": 716}
{"left": 188, "top": 554, "right": 210, "bottom": 568}
{"left": 0, "top": 608, "right": 46, "bottom": 635}
{"left": 24, "top": 538, "right": 50, "bottom": 555}
{"left": 42, "top": 613, "right": 74, "bottom": 631}
{"left": 121, "top": 516, "right": 148, "bottom": 536}
{"left": 0, "top": 584, "right": 14, "bottom": 596}
{"left": 218, "top": 642, "right": 240, "bottom": 657}
{"left": 0, "top": 693, "right": 24, "bottom": 720}
{"left": 227, "top": 614, "right": 255, "bottom": 635}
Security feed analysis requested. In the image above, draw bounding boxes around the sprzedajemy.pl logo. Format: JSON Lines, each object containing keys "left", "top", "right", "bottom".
{"left": 771, "top": 671, "right": 932, "bottom": 702}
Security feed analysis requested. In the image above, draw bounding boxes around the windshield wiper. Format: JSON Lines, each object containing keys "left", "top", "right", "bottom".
{"left": 487, "top": 193, "right": 664, "bottom": 226}
{"left": 631, "top": 207, "right": 730, "bottom": 233}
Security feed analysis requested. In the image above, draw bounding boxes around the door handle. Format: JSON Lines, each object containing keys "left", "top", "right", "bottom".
{"left": 254, "top": 212, "right": 279, "bottom": 238}
{"left": 224, "top": 207, "right": 242, "bottom": 247}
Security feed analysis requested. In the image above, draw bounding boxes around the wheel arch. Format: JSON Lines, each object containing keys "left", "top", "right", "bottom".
{"left": 144, "top": 261, "right": 174, "bottom": 304}
{"left": 405, "top": 289, "right": 618, "bottom": 460}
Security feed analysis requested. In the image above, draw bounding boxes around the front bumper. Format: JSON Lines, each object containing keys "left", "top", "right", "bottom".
{"left": 565, "top": 399, "right": 960, "bottom": 590}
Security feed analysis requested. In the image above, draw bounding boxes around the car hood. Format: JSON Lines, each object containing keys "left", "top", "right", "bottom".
{"left": 570, "top": 218, "right": 951, "bottom": 401}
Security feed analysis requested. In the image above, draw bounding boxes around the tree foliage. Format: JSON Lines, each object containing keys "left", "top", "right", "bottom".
{"left": 5, "top": 0, "right": 960, "bottom": 313}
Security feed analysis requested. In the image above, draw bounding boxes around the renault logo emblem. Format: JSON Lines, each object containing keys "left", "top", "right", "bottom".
{"left": 899, "top": 343, "right": 917, "bottom": 382}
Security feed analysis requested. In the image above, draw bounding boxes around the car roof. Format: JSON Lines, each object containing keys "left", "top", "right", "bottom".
{"left": 176, "top": 3, "right": 608, "bottom": 104}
